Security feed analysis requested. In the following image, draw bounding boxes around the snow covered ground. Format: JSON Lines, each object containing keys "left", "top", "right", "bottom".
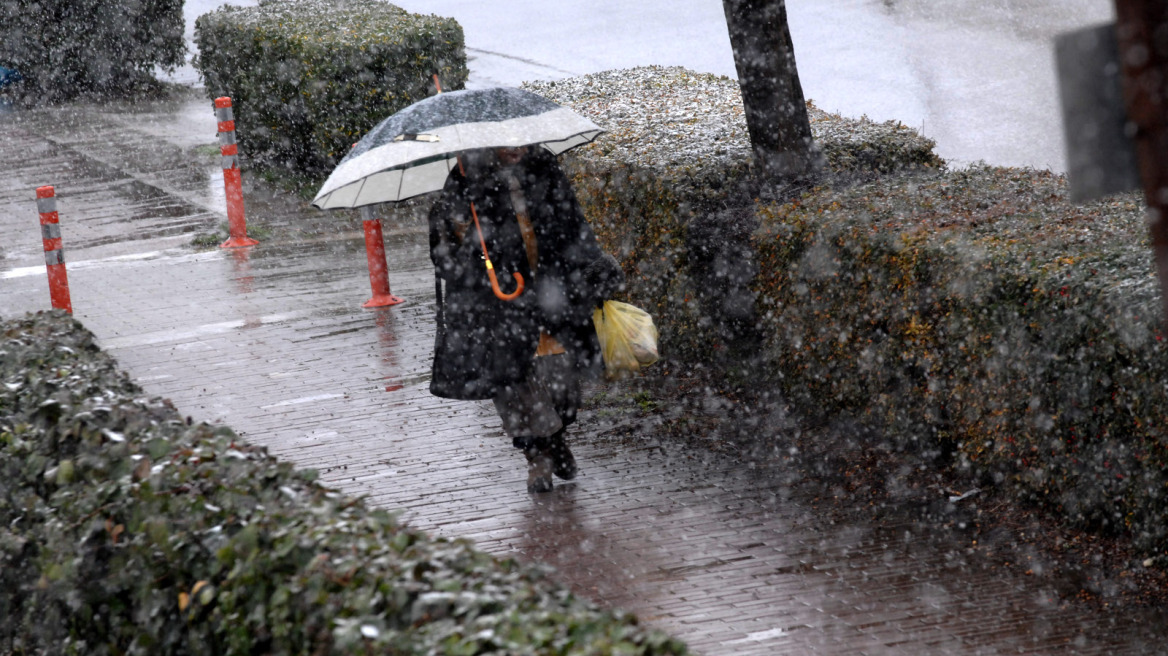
{"left": 168, "top": 0, "right": 1115, "bottom": 172}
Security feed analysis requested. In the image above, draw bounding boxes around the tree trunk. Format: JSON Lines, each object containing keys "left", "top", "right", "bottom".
{"left": 1114, "top": 0, "right": 1168, "bottom": 324}
{"left": 721, "top": 0, "right": 821, "bottom": 183}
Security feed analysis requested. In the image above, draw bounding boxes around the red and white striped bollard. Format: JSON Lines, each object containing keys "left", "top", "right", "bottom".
{"left": 215, "top": 97, "right": 259, "bottom": 248}
{"left": 36, "top": 185, "right": 72, "bottom": 314}
{"left": 361, "top": 205, "right": 404, "bottom": 308}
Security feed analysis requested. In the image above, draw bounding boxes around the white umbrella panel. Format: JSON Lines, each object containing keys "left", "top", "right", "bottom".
{"left": 312, "top": 87, "right": 604, "bottom": 210}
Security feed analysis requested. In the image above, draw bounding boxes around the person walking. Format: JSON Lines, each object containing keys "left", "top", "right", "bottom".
{"left": 428, "top": 145, "right": 623, "bottom": 493}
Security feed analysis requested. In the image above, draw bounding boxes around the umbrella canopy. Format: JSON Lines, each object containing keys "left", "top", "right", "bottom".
{"left": 312, "top": 87, "right": 604, "bottom": 209}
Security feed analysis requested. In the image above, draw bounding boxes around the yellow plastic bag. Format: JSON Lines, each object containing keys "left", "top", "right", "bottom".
{"left": 592, "top": 300, "right": 659, "bottom": 378}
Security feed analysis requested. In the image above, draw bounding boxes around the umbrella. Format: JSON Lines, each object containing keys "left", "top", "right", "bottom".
{"left": 312, "top": 86, "right": 604, "bottom": 210}
{"left": 313, "top": 83, "right": 604, "bottom": 301}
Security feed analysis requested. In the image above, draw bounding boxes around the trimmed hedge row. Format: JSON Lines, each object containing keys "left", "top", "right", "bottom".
{"left": 533, "top": 68, "right": 944, "bottom": 369}
{"left": 0, "top": 312, "right": 687, "bottom": 655}
{"left": 750, "top": 166, "right": 1168, "bottom": 554}
{"left": 542, "top": 68, "right": 1168, "bottom": 556}
{"left": 0, "top": 0, "right": 184, "bottom": 104}
{"left": 194, "top": 0, "right": 468, "bottom": 178}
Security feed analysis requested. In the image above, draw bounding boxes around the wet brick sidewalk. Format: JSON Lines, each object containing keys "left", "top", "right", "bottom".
{"left": 2, "top": 89, "right": 1166, "bottom": 654}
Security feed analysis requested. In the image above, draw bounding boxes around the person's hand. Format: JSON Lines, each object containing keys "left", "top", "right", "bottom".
{"left": 585, "top": 252, "right": 625, "bottom": 303}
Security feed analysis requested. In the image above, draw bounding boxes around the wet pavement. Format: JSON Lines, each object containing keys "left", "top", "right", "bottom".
{"left": 4, "top": 89, "right": 1168, "bottom": 654}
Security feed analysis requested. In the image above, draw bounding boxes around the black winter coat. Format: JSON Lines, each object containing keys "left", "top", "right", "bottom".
{"left": 428, "top": 149, "right": 620, "bottom": 400}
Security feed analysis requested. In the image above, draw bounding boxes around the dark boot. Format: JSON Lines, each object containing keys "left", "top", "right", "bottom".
{"left": 524, "top": 446, "right": 554, "bottom": 493}
{"left": 548, "top": 430, "right": 577, "bottom": 481}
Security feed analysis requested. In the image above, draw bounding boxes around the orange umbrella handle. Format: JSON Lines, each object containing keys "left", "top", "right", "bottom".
{"left": 485, "top": 261, "right": 524, "bottom": 300}
{"left": 467, "top": 190, "right": 524, "bottom": 301}
{"left": 456, "top": 155, "right": 525, "bottom": 302}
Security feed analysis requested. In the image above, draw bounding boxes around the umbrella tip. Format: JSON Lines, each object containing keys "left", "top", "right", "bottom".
{"left": 432, "top": 74, "right": 443, "bottom": 94}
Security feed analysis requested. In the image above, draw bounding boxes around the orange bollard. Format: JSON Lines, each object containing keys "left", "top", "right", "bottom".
{"left": 361, "top": 206, "right": 404, "bottom": 308}
{"left": 215, "top": 97, "right": 258, "bottom": 249}
{"left": 36, "top": 186, "right": 72, "bottom": 314}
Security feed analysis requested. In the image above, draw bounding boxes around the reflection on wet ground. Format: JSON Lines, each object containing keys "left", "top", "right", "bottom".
{"left": 2, "top": 87, "right": 1167, "bottom": 655}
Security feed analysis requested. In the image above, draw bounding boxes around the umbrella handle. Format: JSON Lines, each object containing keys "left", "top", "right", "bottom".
{"left": 485, "top": 261, "right": 524, "bottom": 300}
{"left": 468, "top": 196, "right": 525, "bottom": 301}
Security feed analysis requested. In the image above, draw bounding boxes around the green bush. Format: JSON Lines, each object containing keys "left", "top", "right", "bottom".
{"left": 0, "top": 312, "right": 688, "bottom": 655}
{"left": 194, "top": 0, "right": 468, "bottom": 180}
{"left": 533, "top": 67, "right": 943, "bottom": 370}
{"left": 0, "top": 0, "right": 184, "bottom": 104}
{"left": 750, "top": 166, "right": 1168, "bottom": 553}
{"left": 540, "top": 68, "right": 1168, "bottom": 556}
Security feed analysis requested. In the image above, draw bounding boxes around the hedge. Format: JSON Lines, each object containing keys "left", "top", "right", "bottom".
{"left": 530, "top": 67, "right": 943, "bottom": 369}
{"left": 194, "top": 0, "right": 468, "bottom": 179}
{"left": 751, "top": 166, "right": 1168, "bottom": 554}
{"left": 0, "top": 311, "right": 687, "bottom": 655}
{"left": 0, "top": 0, "right": 184, "bottom": 104}
{"left": 536, "top": 67, "right": 1168, "bottom": 557}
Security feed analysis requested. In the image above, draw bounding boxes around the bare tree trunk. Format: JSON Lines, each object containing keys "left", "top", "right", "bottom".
{"left": 1114, "top": 0, "right": 1168, "bottom": 324}
{"left": 721, "top": 0, "right": 821, "bottom": 184}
